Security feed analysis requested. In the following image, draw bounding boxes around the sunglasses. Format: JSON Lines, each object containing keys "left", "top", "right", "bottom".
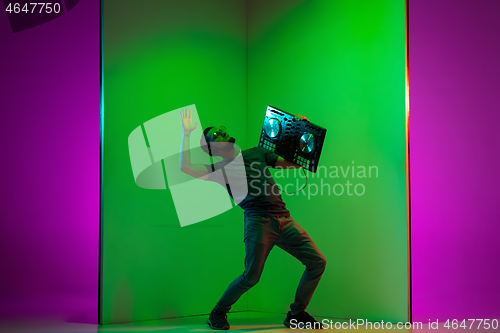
{"left": 211, "top": 126, "right": 227, "bottom": 141}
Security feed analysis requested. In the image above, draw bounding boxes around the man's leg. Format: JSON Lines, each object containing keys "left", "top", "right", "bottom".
{"left": 214, "top": 215, "right": 278, "bottom": 312}
{"left": 275, "top": 216, "right": 326, "bottom": 314}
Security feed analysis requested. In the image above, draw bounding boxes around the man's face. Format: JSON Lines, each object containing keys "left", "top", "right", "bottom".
{"left": 208, "top": 126, "right": 236, "bottom": 151}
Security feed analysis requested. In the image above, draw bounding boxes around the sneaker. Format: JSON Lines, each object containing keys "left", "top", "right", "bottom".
{"left": 207, "top": 309, "right": 230, "bottom": 330}
{"left": 284, "top": 311, "right": 323, "bottom": 329}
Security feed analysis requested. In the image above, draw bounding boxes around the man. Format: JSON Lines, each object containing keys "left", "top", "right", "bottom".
{"left": 179, "top": 108, "right": 326, "bottom": 330}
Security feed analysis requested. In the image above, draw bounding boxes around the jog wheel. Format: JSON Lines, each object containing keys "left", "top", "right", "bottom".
{"left": 264, "top": 118, "right": 281, "bottom": 138}
{"left": 299, "top": 133, "right": 316, "bottom": 154}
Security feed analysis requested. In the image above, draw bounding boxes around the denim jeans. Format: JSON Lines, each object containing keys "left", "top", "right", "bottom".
{"left": 214, "top": 214, "right": 326, "bottom": 313}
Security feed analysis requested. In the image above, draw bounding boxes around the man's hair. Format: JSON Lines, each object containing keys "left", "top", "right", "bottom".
{"left": 201, "top": 126, "right": 214, "bottom": 155}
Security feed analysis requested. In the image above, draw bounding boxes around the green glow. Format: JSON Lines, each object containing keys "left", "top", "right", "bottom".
{"left": 246, "top": 0, "right": 406, "bottom": 322}
{"left": 101, "top": 0, "right": 407, "bottom": 325}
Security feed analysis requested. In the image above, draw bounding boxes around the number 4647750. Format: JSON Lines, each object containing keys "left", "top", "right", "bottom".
{"left": 444, "top": 319, "right": 499, "bottom": 330}
{"left": 5, "top": 3, "right": 62, "bottom": 14}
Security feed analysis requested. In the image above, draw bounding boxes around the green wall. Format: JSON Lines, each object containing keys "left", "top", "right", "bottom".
{"left": 101, "top": 0, "right": 407, "bottom": 325}
{"left": 101, "top": 0, "right": 248, "bottom": 324}
{"left": 246, "top": 0, "right": 407, "bottom": 322}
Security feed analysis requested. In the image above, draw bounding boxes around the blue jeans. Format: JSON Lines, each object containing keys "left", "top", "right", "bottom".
{"left": 214, "top": 214, "right": 326, "bottom": 313}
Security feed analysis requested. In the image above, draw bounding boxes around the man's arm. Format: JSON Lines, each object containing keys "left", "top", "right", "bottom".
{"left": 179, "top": 108, "right": 209, "bottom": 180}
{"left": 275, "top": 157, "right": 302, "bottom": 169}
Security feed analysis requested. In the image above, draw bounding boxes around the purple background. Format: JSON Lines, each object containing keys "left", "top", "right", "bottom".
{"left": 0, "top": 0, "right": 498, "bottom": 325}
{"left": 410, "top": 0, "right": 500, "bottom": 322}
{"left": 0, "top": 0, "right": 99, "bottom": 323}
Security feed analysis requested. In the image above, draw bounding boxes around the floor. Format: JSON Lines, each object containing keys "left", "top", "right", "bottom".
{"left": 0, "top": 311, "right": 280, "bottom": 333}
{"left": 0, "top": 311, "right": 492, "bottom": 333}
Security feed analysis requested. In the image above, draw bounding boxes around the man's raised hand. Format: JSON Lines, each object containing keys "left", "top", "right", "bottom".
{"left": 180, "top": 108, "right": 199, "bottom": 133}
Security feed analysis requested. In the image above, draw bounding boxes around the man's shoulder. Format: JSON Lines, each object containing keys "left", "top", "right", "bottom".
{"left": 243, "top": 146, "right": 260, "bottom": 151}
{"left": 243, "top": 146, "right": 264, "bottom": 154}
{"left": 242, "top": 146, "right": 265, "bottom": 159}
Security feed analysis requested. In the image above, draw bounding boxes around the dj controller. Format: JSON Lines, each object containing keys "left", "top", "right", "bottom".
{"left": 258, "top": 106, "right": 327, "bottom": 173}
